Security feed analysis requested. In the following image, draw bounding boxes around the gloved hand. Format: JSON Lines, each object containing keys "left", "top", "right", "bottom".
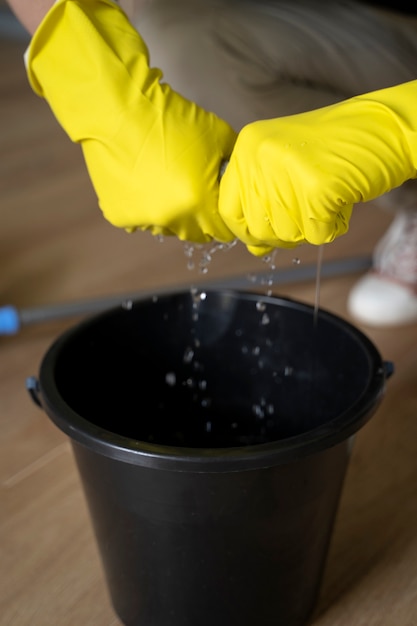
{"left": 219, "top": 81, "right": 417, "bottom": 256}
{"left": 26, "top": 0, "right": 237, "bottom": 243}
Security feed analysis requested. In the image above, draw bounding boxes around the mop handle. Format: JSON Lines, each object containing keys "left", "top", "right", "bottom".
{"left": 0, "top": 256, "right": 371, "bottom": 336}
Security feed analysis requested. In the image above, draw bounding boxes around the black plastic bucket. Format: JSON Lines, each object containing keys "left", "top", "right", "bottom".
{"left": 28, "top": 290, "right": 392, "bottom": 626}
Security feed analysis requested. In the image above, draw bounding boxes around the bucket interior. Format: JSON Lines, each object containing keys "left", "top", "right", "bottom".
{"left": 44, "top": 290, "right": 384, "bottom": 449}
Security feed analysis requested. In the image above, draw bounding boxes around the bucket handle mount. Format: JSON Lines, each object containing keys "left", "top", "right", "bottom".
{"left": 26, "top": 376, "right": 42, "bottom": 408}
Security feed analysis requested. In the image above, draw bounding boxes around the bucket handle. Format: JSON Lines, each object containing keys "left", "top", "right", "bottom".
{"left": 26, "top": 376, "right": 42, "bottom": 408}
{"left": 383, "top": 361, "right": 395, "bottom": 379}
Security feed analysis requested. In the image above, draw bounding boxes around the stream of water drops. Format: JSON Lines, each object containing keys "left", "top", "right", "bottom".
{"left": 158, "top": 239, "right": 325, "bottom": 445}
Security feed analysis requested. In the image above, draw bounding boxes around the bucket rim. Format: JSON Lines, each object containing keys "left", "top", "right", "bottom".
{"left": 35, "top": 290, "right": 388, "bottom": 472}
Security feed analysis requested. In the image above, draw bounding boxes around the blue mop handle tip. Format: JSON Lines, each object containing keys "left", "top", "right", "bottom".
{"left": 0, "top": 306, "right": 21, "bottom": 335}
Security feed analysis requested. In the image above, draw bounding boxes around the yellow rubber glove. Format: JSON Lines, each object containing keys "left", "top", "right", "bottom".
{"left": 26, "top": 0, "right": 237, "bottom": 243}
{"left": 219, "top": 81, "right": 417, "bottom": 256}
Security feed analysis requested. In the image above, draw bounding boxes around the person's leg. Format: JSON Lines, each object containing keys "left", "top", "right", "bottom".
{"left": 126, "top": 0, "right": 417, "bottom": 325}
{"left": 127, "top": 0, "right": 417, "bottom": 127}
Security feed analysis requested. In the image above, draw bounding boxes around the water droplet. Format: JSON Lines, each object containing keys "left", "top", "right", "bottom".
{"left": 292, "top": 257, "right": 301, "bottom": 265}
{"left": 165, "top": 372, "right": 176, "bottom": 386}
{"left": 256, "top": 301, "right": 266, "bottom": 312}
{"left": 193, "top": 359, "right": 203, "bottom": 372}
{"left": 253, "top": 404, "right": 265, "bottom": 419}
{"left": 199, "top": 252, "right": 212, "bottom": 274}
{"left": 183, "top": 347, "right": 194, "bottom": 363}
{"left": 184, "top": 243, "right": 195, "bottom": 258}
{"left": 122, "top": 299, "right": 133, "bottom": 310}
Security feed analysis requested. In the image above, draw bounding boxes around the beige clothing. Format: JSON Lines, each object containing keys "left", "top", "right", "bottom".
{"left": 126, "top": 0, "right": 417, "bottom": 208}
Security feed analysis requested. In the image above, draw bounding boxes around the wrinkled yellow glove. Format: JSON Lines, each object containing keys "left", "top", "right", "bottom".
{"left": 26, "top": 0, "right": 237, "bottom": 243}
{"left": 220, "top": 81, "right": 417, "bottom": 256}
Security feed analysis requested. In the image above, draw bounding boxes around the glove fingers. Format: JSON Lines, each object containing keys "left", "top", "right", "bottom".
{"left": 246, "top": 243, "right": 275, "bottom": 257}
{"left": 219, "top": 163, "right": 303, "bottom": 248}
{"left": 303, "top": 205, "right": 353, "bottom": 244}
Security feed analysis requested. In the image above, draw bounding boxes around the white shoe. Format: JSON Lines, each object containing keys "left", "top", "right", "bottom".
{"left": 347, "top": 210, "right": 417, "bottom": 327}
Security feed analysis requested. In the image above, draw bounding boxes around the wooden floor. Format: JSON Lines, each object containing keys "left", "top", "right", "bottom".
{"left": 1, "top": 32, "right": 417, "bottom": 626}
